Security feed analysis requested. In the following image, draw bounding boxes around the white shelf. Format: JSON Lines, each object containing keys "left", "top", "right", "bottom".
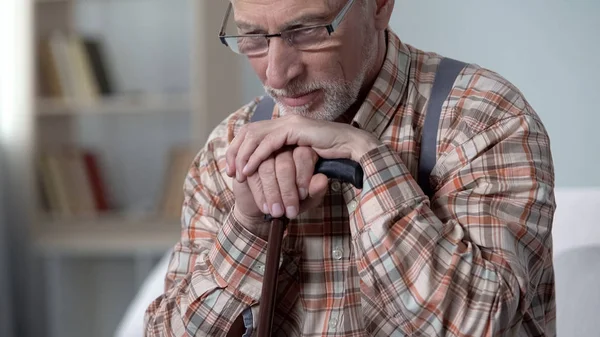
{"left": 37, "top": 93, "right": 191, "bottom": 117}
{"left": 32, "top": 213, "right": 181, "bottom": 257}
{"left": 36, "top": 0, "right": 69, "bottom": 3}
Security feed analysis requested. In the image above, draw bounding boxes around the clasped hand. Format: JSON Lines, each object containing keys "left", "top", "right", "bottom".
{"left": 225, "top": 114, "right": 379, "bottom": 238}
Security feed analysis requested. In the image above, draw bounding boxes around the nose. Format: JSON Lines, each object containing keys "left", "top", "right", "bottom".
{"left": 265, "top": 37, "right": 303, "bottom": 90}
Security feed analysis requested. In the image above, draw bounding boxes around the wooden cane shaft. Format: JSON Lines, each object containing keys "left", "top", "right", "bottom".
{"left": 257, "top": 218, "right": 287, "bottom": 337}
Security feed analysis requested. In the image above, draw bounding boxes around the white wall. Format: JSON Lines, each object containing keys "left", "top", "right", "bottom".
{"left": 389, "top": 0, "right": 599, "bottom": 187}
{"left": 243, "top": 0, "right": 600, "bottom": 187}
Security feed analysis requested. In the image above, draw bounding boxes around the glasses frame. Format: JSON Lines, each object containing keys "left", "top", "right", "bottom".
{"left": 218, "top": 0, "right": 356, "bottom": 55}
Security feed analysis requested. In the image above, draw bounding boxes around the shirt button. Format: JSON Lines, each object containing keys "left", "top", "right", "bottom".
{"left": 348, "top": 200, "right": 358, "bottom": 213}
{"left": 256, "top": 264, "right": 265, "bottom": 273}
{"left": 332, "top": 248, "right": 343, "bottom": 260}
{"left": 331, "top": 180, "right": 341, "bottom": 192}
{"left": 328, "top": 318, "right": 338, "bottom": 330}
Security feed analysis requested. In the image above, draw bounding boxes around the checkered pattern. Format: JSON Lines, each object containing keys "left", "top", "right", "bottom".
{"left": 145, "top": 28, "right": 556, "bottom": 336}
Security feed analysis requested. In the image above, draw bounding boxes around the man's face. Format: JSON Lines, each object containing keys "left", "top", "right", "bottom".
{"left": 231, "top": 0, "right": 378, "bottom": 120}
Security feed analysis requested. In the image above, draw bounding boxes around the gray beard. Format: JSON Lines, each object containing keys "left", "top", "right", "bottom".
{"left": 265, "top": 40, "right": 377, "bottom": 121}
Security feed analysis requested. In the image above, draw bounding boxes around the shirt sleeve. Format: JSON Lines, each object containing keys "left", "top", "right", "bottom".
{"left": 351, "top": 113, "right": 555, "bottom": 336}
{"left": 144, "top": 117, "right": 268, "bottom": 336}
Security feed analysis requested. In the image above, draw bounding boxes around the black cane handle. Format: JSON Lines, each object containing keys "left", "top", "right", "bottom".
{"left": 314, "top": 158, "right": 364, "bottom": 189}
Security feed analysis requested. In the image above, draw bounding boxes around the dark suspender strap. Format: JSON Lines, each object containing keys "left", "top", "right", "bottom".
{"left": 251, "top": 96, "right": 276, "bottom": 123}
{"left": 418, "top": 58, "right": 466, "bottom": 198}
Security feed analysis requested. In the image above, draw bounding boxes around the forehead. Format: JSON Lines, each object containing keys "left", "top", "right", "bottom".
{"left": 232, "top": 0, "right": 334, "bottom": 12}
{"left": 231, "top": 0, "right": 337, "bottom": 30}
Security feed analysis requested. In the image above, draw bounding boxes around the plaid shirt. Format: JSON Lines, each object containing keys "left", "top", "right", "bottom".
{"left": 145, "top": 28, "right": 556, "bottom": 336}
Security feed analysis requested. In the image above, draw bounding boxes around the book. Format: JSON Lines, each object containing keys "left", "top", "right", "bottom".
{"left": 37, "top": 32, "right": 115, "bottom": 101}
{"left": 83, "top": 151, "right": 110, "bottom": 212}
{"left": 48, "top": 31, "right": 77, "bottom": 99}
{"left": 83, "top": 38, "right": 115, "bottom": 96}
{"left": 68, "top": 34, "right": 99, "bottom": 102}
{"left": 37, "top": 148, "right": 110, "bottom": 218}
{"left": 37, "top": 38, "right": 63, "bottom": 97}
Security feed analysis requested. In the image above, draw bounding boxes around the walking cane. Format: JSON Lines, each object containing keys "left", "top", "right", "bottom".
{"left": 256, "top": 158, "right": 363, "bottom": 337}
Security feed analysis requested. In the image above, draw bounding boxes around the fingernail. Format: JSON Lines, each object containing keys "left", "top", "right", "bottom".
{"left": 225, "top": 163, "right": 230, "bottom": 175}
{"left": 299, "top": 188, "right": 308, "bottom": 200}
{"left": 286, "top": 206, "right": 298, "bottom": 219}
{"left": 242, "top": 164, "right": 249, "bottom": 175}
{"left": 263, "top": 203, "right": 269, "bottom": 214}
{"left": 271, "top": 203, "right": 283, "bottom": 217}
{"left": 236, "top": 170, "right": 242, "bottom": 181}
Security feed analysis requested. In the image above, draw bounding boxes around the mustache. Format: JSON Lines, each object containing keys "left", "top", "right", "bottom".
{"left": 265, "top": 83, "right": 320, "bottom": 98}
{"left": 264, "top": 79, "right": 346, "bottom": 98}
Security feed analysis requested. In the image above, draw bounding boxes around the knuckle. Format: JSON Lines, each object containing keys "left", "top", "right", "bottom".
{"left": 261, "top": 183, "right": 277, "bottom": 199}
{"left": 238, "top": 124, "right": 250, "bottom": 137}
{"left": 275, "top": 158, "right": 294, "bottom": 174}
{"left": 279, "top": 187, "right": 297, "bottom": 203}
{"left": 247, "top": 175, "right": 262, "bottom": 191}
{"left": 243, "top": 125, "right": 256, "bottom": 140}
{"left": 258, "top": 161, "right": 275, "bottom": 176}
{"left": 293, "top": 147, "right": 312, "bottom": 162}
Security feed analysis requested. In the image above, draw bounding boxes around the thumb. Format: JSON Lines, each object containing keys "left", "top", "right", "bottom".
{"left": 299, "top": 173, "right": 329, "bottom": 213}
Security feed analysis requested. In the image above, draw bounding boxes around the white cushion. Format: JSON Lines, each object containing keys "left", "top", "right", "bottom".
{"left": 114, "top": 251, "right": 172, "bottom": 337}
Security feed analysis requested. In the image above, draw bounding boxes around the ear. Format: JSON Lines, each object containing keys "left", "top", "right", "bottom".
{"left": 373, "top": 0, "right": 395, "bottom": 31}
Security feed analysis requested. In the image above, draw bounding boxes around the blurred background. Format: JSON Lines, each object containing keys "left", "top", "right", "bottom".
{"left": 0, "top": 0, "right": 598, "bottom": 336}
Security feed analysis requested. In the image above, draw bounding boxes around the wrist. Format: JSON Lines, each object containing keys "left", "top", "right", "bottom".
{"left": 350, "top": 131, "right": 381, "bottom": 162}
{"left": 232, "top": 206, "right": 271, "bottom": 240}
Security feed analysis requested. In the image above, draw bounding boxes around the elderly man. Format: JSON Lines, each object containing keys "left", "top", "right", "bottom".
{"left": 145, "top": 0, "right": 556, "bottom": 336}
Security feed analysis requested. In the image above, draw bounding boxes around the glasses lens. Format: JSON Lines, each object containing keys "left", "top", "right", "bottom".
{"left": 224, "top": 36, "right": 267, "bottom": 56}
{"left": 285, "top": 27, "right": 330, "bottom": 50}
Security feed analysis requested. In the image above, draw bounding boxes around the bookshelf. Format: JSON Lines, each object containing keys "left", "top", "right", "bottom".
{"left": 37, "top": 93, "right": 191, "bottom": 116}
{"left": 32, "top": 0, "right": 244, "bottom": 336}
{"left": 34, "top": 213, "right": 181, "bottom": 256}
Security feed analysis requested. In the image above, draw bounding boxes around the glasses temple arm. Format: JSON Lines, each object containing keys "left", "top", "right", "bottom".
{"left": 219, "top": 2, "right": 233, "bottom": 37}
{"left": 330, "top": 0, "right": 356, "bottom": 31}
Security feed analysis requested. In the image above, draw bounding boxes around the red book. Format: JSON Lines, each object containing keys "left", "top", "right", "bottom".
{"left": 83, "top": 151, "right": 109, "bottom": 211}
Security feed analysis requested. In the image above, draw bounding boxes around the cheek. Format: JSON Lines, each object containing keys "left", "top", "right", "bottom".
{"left": 248, "top": 57, "right": 268, "bottom": 84}
{"left": 301, "top": 52, "right": 351, "bottom": 83}
{"left": 339, "top": 39, "right": 366, "bottom": 73}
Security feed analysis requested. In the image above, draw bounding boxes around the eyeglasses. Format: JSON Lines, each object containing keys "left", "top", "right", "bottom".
{"left": 218, "top": 0, "right": 356, "bottom": 57}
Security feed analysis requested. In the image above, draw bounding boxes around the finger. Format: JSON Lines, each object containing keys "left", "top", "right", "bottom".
{"left": 227, "top": 126, "right": 247, "bottom": 177}
{"left": 247, "top": 173, "right": 269, "bottom": 215}
{"left": 235, "top": 134, "right": 261, "bottom": 182}
{"left": 259, "top": 157, "right": 285, "bottom": 218}
{"left": 275, "top": 151, "right": 299, "bottom": 219}
{"left": 235, "top": 124, "right": 269, "bottom": 182}
{"left": 293, "top": 147, "right": 319, "bottom": 201}
{"left": 242, "top": 128, "right": 290, "bottom": 177}
{"left": 299, "top": 173, "right": 329, "bottom": 213}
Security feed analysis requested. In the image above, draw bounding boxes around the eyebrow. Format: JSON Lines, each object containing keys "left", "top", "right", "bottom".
{"left": 236, "top": 12, "right": 332, "bottom": 33}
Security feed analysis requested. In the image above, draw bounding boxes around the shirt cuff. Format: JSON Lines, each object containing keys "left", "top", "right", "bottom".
{"left": 356, "top": 144, "right": 427, "bottom": 232}
{"left": 208, "top": 209, "right": 268, "bottom": 303}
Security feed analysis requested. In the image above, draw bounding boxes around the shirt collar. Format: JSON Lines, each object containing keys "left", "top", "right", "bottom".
{"left": 351, "top": 28, "right": 411, "bottom": 138}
